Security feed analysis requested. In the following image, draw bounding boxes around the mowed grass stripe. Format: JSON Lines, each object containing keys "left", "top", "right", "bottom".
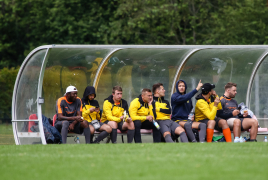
{"left": 0, "top": 143, "right": 268, "bottom": 180}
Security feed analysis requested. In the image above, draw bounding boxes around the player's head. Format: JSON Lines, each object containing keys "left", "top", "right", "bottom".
{"left": 112, "top": 86, "right": 123, "bottom": 102}
{"left": 201, "top": 83, "right": 215, "bottom": 96}
{"left": 152, "top": 83, "right": 165, "bottom": 97}
{"left": 178, "top": 80, "right": 186, "bottom": 94}
{"left": 65, "top": 86, "right": 78, "bottom": 102}
{"left": 224, "top": 82, "right": 237, "bottom": 98}
{"left": 141, "top": 88, "right": 152, "bottom": 103}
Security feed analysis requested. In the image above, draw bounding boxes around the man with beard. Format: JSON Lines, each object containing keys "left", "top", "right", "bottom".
{"left": 54, "top": 86, "right": 91, "bottom": 144}
{"left": 219, "top": 82, "right": 258, "bottom": 142}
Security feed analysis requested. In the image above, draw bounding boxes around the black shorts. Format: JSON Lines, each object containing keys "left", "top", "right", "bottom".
{"left": 89, "top": 122, "right": 105, "bottom": 132}
{"left": 198, "top": 118, "right": 222, "bottom": 132}
{"left": 54, "top": 120, "right": 83, "bottom": 134}
{"left": 157, "top": 120, "right": 180, "bottom": 136}
{"left": 103, "top": 120, "right": 127, "bottom": 132}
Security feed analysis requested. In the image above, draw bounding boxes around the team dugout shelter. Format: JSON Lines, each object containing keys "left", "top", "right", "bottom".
{"left": 12, "top": 45, "right": 268, "bottom": 145}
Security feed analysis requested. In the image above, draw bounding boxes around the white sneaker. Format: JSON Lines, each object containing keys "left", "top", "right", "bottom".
{"left": 239, "top": 136, "right": 245, "bottom": 143}
{"left": 234, "top": 137, "right": 240, "bottom": 143}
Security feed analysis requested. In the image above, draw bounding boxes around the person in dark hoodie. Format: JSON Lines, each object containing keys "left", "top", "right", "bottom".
{"left": 101, "top": 86, "right": 135, "bottom": 143}
{"left": 171, "top": 80, "right": 206, "bottom": 142}
{"left": 129, "top": 88, "right": 161, "bottom": 143}
{"left": 82, "top": 86, "right": 112, "bottom": 143}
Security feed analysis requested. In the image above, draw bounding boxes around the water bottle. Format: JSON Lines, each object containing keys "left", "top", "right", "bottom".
{"left": 76, "top": 137, "right": 80, "bottom": 144}
{"left": 188, "top": 109, "right": 194, "bottom": 121}
{"left": 153, "top": 120, "right": 160, "bottom": 130}
{"left": 264, "top": 136, "right": 268, "bottom": 142}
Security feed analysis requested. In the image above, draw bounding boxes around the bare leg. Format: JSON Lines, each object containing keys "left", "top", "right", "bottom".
{"left": 242, "top": 118, "right": 258, "bottom": 140}
{"left": 232, "top": 119, "right": 241, "bottom": 138}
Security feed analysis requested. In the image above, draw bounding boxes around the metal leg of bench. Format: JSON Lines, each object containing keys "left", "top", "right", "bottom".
{"left": 122, "top": 135, "right": 124, "bottom": 143}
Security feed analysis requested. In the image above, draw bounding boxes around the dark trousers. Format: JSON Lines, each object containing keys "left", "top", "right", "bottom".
{"left": 134, "top": 120, "right": 161, "bottom": 143}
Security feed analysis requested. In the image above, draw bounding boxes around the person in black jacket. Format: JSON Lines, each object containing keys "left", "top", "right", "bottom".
{"left": 82, "top": 86, "right": 112, "bottom": 143}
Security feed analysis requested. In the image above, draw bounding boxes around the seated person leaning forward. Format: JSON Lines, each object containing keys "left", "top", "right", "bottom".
{"left": 219, "top": 82, "right": 258, "bottom": 142}
{"left": 101, "top": 86, "right": 135, "bottom": 143}
{"left": 129, "top": 88, "right": 161, "bottom": 143}
{"left": 54, "top": 86, "right": 91, "bottom": 144}
{"left": 82, "top": 86, "right": 112, "bottom": 143}
{"left": 151, "top": 83, "right": 188, "bottom": 143}
{"left": 171, "top": 79, "right": 206, "bottom": 142}
{"left": 195, "top": 83, "right": 232, "bottom": 142}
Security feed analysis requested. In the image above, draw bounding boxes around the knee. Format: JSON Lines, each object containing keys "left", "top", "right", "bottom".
{"left": 81, "top": 120, "right": 89, "bottom": 128}
{"left": 184, "top": 122, "right": 192, "bottom": 129}
{"left": 176, "top": 126, "right": 185, "bottom": 134}
{"left": 163, "top": 131, "right": 171, "bottom": 137}
{"left": 252, "top": 119, "right": 258, "bottom": 128}
{"left": 208, "top": 120, "right": 215, "bottom": 126}
{"left": 104, "top": 125, "right": 112, "bottom": 133}
{"left": 233, "top": 119, "right": 241, "bottom": 127}
{"left": 108, "top": 121, "right": 118, "bottom": 129}
{"left": 62, "top": 121, "right": 69, "bottom": 128}
{"left": 198, "top": 123, "right": 206, "bottom": 130}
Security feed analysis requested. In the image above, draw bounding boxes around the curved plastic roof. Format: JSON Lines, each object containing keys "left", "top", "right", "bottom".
{"left": 12, "top": 45, "right": 268, "bottom": 144}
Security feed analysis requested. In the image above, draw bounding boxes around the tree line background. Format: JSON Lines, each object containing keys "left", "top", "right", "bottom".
{"left": 1, "top": 0, "right": 268, "bottom": 121}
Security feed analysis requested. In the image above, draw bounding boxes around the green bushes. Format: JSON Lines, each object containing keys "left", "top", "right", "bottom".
{"left": 0, "top": 67, "right": 20, "bottom": 122}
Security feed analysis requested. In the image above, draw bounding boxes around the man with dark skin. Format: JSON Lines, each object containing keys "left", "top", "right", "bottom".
{"left": 55, "top": 86, "right": 91, "bottom": 144}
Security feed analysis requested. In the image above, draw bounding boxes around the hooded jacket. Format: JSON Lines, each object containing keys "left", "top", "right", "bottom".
{"left": 171, "top": 80, "right": 198, "bottom": 121}
{"left": 129, "top": 95, "right": 153, "bottom": 122}
{"left": 195, "top": 93, "right": 222, "bottom": 121}
{"left": 81, "top": 86, "right": 100, "bottom": 122}
{"left": 151, "top": 95, "right": 171, "bottom": 120}
{"left": 101, "top": 95, "right": 129, "bottom": 123}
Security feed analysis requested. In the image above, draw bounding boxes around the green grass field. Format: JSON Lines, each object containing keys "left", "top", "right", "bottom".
{"left": 0, "top": 123, "right": 15, "bottom": 145}
{"left": 1, "top": 143, "right": 268, "bottom": 180}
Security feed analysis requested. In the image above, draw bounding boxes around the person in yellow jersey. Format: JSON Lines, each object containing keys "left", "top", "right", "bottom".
{"left": 82, "top": 86, "right": 112, "bottom": 143}
{"left": 195, "top": 83, "right": 232, "bottom": 142}
{"left": 151, "top": 83, "right": 188, "bottom": 143}
{"left": 129, "top": 88, "right": 161, "bottom": 143}
{"left": 101, "top": 86, "right": 135, "bottom": 143}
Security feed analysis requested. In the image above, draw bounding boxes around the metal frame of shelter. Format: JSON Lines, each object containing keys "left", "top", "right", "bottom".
{"left": 12, "top": 45, "right": 268, "bottom": 145}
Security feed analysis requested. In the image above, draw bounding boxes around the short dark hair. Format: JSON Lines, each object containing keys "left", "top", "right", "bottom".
{"left": 225, "top": 82, "right": 237, "bottom": 90}
{"left": 112, "top": 86, "right": 122, "bottom": 94}
{"left": 178, "top": 80, "right": 185, "bottom": 85}
{"left": 141, "top": 88, "right": 152, "bottom": 94}
{"left": 152, "top": 83, "right": 163, "bottom": 94}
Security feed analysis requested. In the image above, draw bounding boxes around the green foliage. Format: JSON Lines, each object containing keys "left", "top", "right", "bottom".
{"left": 0, "top": 67, "right": 20, "bottom": 119}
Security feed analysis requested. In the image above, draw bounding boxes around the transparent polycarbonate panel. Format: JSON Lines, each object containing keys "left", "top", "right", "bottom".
{"left": 179, "top": 49, "right": 266, "bottom": 107}
{"left": 97, "top": 48, "right": 193, "bottom": 107}
{"left": 15, "top": 49, "right": 46, "bottom": 120}
{"left": 18, "top": 138, "right": 42, "bottom": 144}
{"left": 42, "top": 48, "right": 115, "bottom": 118}
{"left": 14, "top": 121, "right": 40, "bottom": 133}
{"left": 250, "top": 55, "right": 268, "bottom": 128}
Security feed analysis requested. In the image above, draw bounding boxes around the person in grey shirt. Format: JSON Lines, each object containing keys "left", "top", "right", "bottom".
{"left": 219, "top": 82, "right": 258, "bottom": 142}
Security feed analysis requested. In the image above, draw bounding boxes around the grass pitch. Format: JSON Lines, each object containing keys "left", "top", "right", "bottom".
{"left": 1, "top": 143, "right": 268, "bottom": 180}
